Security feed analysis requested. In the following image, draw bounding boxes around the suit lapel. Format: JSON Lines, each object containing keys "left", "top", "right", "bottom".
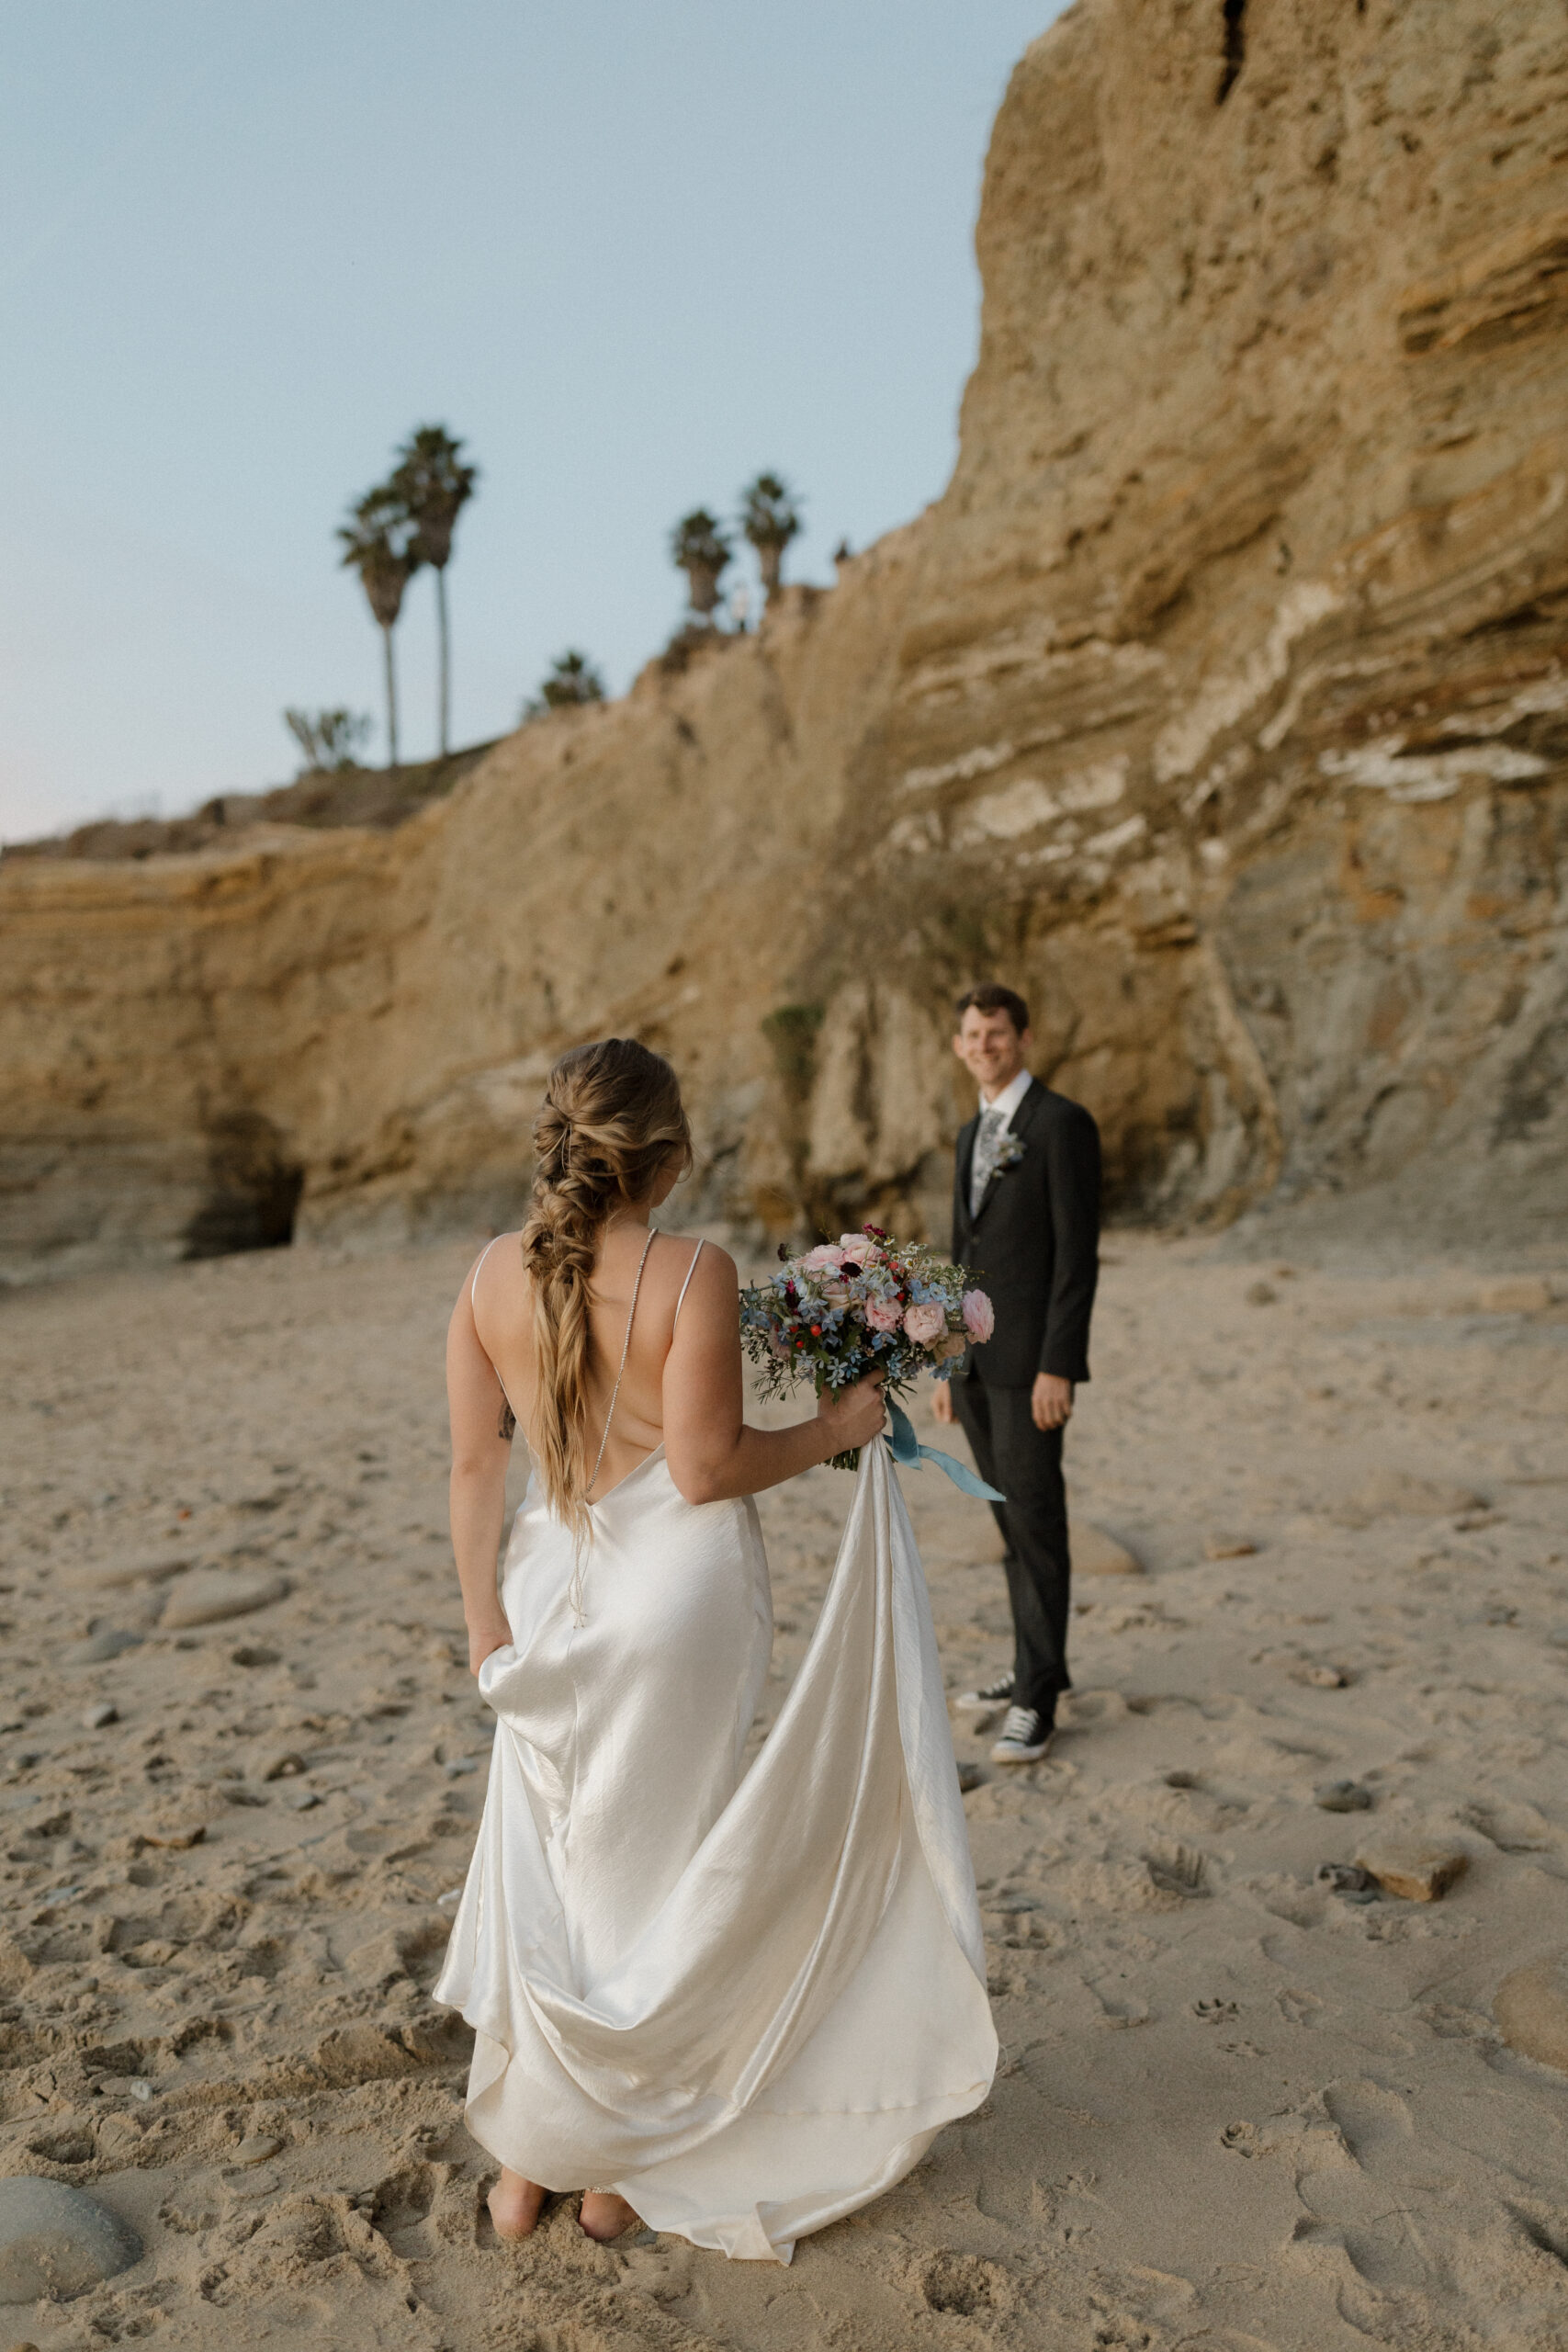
{"left": 972, "top": 1077, "right": 1043, "bottom": 1225}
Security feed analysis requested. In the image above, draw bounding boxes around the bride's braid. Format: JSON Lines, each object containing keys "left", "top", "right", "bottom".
{"left": 521, "top": 1039, "right": 693, "bottom": 1535}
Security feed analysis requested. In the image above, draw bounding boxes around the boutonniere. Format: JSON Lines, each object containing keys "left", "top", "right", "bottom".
{"left": 992, "top": 1133, "right": 1027, "bottom": 1174}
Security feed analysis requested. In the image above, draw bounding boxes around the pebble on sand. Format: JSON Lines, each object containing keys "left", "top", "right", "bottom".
{"left": 1353, "top": 1838, "right": 1469, "bottom": 1902}
{"left": 1475, "top": 1277, "right": 1553, "bottom": 1316}
{"left": 0, "top": 2178, "right": 142, "bottom": 2305}
{"left": 137, "top": 1815, "right": 207, "bottom": 1850}
{"left": 63, "top": 1547, "right": 194, "bottom": 1593}
{"left": 1204, "top": 1532, "right": 1258, "bottom": 1560}
{"left": 1495, "top": 1954, "right": 1568, "bottom": 2072}
{"left": 231, "top": 2133, "right": 284, "bottom": 2167}
{"left": 160, "top": 1569, "right": 288, "bottom": 1630}
{"left": 62, "top": 1629, "right": 143, "bottom": 1668}
{"left": 1343, "top": 1466, "right": 1486, "bottom": 1521}
{"left": 81, "top": 1702, "right": 118, "bottom": 1731}
{"left": 1072, "top": 1523, "right": 1143, "bottom": 1577}
{"left": 1316, "top": 1861, "right": 1378, "bottom": 1899}
{"left": 1314, "top": 1780, "right": 1373, "bottom": 1813}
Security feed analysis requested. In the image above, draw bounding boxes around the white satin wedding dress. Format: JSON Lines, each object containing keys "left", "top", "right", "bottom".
{"left": 434, "top": 1238, "right": 997, "bottom": 2263}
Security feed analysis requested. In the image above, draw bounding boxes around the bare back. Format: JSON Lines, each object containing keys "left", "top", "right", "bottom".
{"left": 470, "top": 1225, "right": 705, "bottom": 1500}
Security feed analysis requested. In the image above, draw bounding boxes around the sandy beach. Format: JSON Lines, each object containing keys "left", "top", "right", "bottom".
{"left": 5, "top": 1229, "right": 1568, "bottom": 2349}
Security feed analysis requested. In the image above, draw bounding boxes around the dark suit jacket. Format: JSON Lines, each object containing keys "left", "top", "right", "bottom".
{"left": 951, "top": 1077, "right": 1101, "bottom": 1389}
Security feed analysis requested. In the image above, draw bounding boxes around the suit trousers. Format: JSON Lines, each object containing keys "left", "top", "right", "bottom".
{"left": 953, "top": 1374, "right": 1071, "bottom": 1717}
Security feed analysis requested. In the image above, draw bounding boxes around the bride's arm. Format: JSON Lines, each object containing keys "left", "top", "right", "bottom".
{"left": 446, "top": 1264, "right": 514, "bottom": 1674}
{"left": 661, "top": 1246, "right": 885, "bottom": 1505}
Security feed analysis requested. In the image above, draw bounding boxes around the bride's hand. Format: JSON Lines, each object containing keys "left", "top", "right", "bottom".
{"left": 468, "top": 1611, "right": 513, "bottom": 1677}
{"left": 817, "top": 1372, "right": 886, "bottom": 1453}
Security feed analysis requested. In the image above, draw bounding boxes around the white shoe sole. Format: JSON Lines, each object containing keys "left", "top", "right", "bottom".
{"left": 990, "top": 1736, "right": 1052, "bottom": 1764}
{"left": 955, "top": 1690, "right": 1014, "bottom": 1713}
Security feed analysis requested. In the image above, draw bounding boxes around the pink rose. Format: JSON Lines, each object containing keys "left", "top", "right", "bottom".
{"left": 903, "top": 1301, "right": 947, "bottom": 1348}
{"left": 799, "top": 1244, "right": 846, "bottom": 1272}
{"left": 838, "top": 1234, "right": 884, "bottom": 1268}
{"left": 863, "top": 1295, "right": 903, "bottom": 1333}
{"left": 961, "top": 1289, "right": 995, "bottom": 1344}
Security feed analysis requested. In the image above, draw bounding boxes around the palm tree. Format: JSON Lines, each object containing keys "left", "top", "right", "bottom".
{"left": 525, "top": 650, "right": 606, "bottom": 717}
{"left": 338, "top": 487, "right": 420, "bottom": 771}
{"left": 740, "top": 472, "right": 803, "bottom": 601}
{"left": 671, "top": 509, "right": 731, "bottom": 618}
{"left": 283, "top": 707, "right": 371, "bottom": 774}
{"left": 390, "top": 424, "right": 479, "bottom": 755}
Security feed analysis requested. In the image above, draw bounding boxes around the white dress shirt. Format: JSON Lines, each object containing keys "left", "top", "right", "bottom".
{"left": 969, "top": 1066, "right": 1033, "bottom": 1216}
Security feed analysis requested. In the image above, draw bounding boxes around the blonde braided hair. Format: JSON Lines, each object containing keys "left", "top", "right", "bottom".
{"left": 522, "top": 1039, "right": 692, "bottom": 1535}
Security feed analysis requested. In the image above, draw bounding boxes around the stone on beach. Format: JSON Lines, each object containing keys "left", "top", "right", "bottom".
{"left": 1072, "top": 1523, "right": 1143, "bottom": 1577}
{"left": 1475, "top": 1278, "right": 1553, "bottom": 1316}
{"left": 1314, "top": 1780, "right": 1372, "bottom": 1813}
{"left": 62, "top": 1547, "right": 194, "bottom": 1593}
{"left": 1353, "top": 1838, "right": 1469, "bottom": 1903}
{"left": 160, "top": 1569, "right": 288, "bottom": 1629}
{"left": 1203, "top": 1532, "right": 1258, "bottom": 1560}
{"left": 1495, "top": 1955, "right": 1568, "bottom": 2073}
{"left": 81, "top": 1702, "right": 118, "bottom": 1731}
{"left": 0, "top": 2178, "right": 141, "bottom": 2304}
{"left": 1344, "top": 1467, "right": 1486, "bottom": 1521}
{"left": 62, "top": 1629, "right": 143, "bottom": 1667}
{"left": 137, "top": 1813, "right": 207, "bottom": 1850}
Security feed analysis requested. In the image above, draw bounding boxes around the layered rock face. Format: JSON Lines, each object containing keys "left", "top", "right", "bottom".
{"left": 4, "top": 0, "right": 1565, "bottom": 1281}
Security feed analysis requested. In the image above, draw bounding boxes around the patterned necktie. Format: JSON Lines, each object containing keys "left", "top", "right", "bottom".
{"left": 970, "top": 1105, "right": 1007, "bottom": 1216}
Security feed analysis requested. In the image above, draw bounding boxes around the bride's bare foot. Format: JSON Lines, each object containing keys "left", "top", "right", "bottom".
{"left": 579, "top": 2189, "right": 641, "bottom": 2242}
{"left": 488, "top": 2168, "right": 547, "bottom": 2242}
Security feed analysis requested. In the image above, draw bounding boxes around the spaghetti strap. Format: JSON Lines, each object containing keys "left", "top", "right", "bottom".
{"left": 671, "top": 1238, "right": 705, "bottom": 1332}
{"left": 470, "top": 1234, "right": 503, "bottom": 1305}
{"left": 587, "top": 1227, "right": 657, "bottom": 1495}
{"left": 469, "top": 1238, "right": 516, "bottom": 1438}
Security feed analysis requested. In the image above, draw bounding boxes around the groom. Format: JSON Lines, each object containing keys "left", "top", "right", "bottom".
{"left": 931, "top": 984, "right": 1100, "bottom": 1764}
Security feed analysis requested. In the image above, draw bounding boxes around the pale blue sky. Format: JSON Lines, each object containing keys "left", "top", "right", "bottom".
{"left": 1, "top": 2, "right": 1061, "bottom": 842}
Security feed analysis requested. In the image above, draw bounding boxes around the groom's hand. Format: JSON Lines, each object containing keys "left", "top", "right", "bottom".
{"left": 1032, "top": 1374, "right": 1073, "bottom": 1430}
{"left": 930, "top": 1380, "right": 955, "bottom": 1426}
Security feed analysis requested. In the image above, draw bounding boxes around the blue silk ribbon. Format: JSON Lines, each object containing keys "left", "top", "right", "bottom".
{"left": 884, "top": 1393, "right": 1005, "bottom": 1502}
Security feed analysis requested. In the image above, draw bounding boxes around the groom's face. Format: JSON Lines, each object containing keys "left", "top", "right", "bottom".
{"left": 953, "top": 1007, "right": 1031, "bottom": 1096}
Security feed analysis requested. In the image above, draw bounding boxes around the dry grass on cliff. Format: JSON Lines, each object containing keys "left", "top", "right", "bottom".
{"left": 4, "top": 1232, "right": 1568, "bottom": 2348}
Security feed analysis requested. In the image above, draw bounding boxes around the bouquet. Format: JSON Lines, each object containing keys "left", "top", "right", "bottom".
{"left": 740, "top": 1225, "right": 997, "bottom": 1474}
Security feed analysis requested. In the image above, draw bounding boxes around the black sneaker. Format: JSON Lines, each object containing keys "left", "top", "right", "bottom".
{"left": 990, "top": 1705, "right": 1053, "bottom": 1764}
{"left": 954, "top": 1671, "right": 1015, "bottom": 1713}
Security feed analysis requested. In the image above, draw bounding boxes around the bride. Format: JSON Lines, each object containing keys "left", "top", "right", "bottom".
{"left": 434, "top": 1036, "right": 996, "bottom": 2262}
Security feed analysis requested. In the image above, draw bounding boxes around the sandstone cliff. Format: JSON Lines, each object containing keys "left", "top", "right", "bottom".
{"left": 4, "top": 0, "right": 1566, "bottom": 1282}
